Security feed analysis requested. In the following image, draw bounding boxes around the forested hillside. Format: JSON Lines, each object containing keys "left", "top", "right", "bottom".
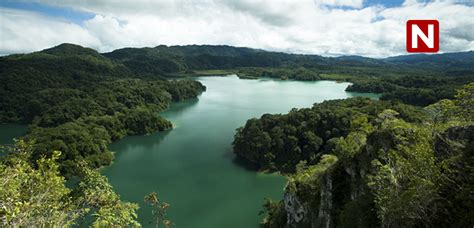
{"left": 345, "top": 75, "right": 473, "bottom": 106}
{"left": 233, "top": 83, "right": 474, "bottom": 227}
{"left": 0, "top": 44, "right": 205, "bottom": 174}
{"left": 105, "top": 44, "right": 474, "bottom": 75}
{"left": 0, "top": 43, "right": 205, "bottom": 226}
{"left": 233, "top": 98, "right": 427, "bottom": 173}
{"left": 385, "top": 51, "right": 474, "bottom": 70}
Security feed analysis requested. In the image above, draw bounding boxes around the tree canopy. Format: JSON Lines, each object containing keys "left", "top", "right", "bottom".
{"left": 242, "top": 83, "right": 474, "bottom": 227}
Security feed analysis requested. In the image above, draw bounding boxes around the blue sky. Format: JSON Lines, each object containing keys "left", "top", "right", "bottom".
{"left": 0, "top": 0, "right": 472, "bottom": 57}
{"left": 364, "top": 0, "right": 404, "bottom": 7}
{"left": 0, "top": 0, "right": 94, "bottom": 24}
{"left": 0, "top": 0, "right": 407, "bottom": 24}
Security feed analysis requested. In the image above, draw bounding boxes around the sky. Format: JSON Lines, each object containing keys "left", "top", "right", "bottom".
{"left": 0, "top": 0, "right": 473, "bottom": 57}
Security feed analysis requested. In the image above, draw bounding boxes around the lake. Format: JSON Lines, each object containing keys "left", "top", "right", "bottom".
{"left": 0, "top": 76, "right": 378, "bottom": 227}
{"left": 101, "top": 75, "right": 379, "bottom": 227}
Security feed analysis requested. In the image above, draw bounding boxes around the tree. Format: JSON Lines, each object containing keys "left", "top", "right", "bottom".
{"left": 76, "top": 163, "right": 140, "bottom": 227}
{"left": 144, "top": 192, "right": 172, "bottom": 228}
{"left": 454, "top": 82, "right": 474, "bottom": 121}
{"left": 0, "top": 141, "right": 141, "bottom": 227}
{"left": 368, "top": 116, "right": 439, "bottom": 227}
{"left": 0, "top": 141, "right": 81, "bottom": 226}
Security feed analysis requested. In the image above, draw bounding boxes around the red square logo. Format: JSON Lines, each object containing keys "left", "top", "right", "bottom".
{"left": 406, "top": 20, "right": 439, "bottom": 53}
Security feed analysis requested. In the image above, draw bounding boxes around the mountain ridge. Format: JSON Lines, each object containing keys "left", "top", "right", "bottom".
{"left": 2, "top": 43, "right": 473, "bottom": 79}
{"left": 6, "top": 43, "right": 471, "bottom": 67}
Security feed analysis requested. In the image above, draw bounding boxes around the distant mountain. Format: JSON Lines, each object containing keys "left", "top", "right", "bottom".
{"left": 333, "top": 52, "right": 474, "bottom": 70}
{"left": 335, "top": 55, "right": 376, "bottom": 61}
{"left": 152, "top": 44, "right": 265, "bottom": 57}
{"left": 334, "top": 55, "right": 385, "bottom": 66}
{"left": 103, "top": 44, "right": 331, "bottom": 76}
{"left": 384, "top": 51, "right": 474, "bottom": 63}
{"left": 3, "top": 43, "right": 474, "bottom": 79}
{"left": 385, "top": 51, "right": 474, "bottom": 76}
{"left": 103, "top": 44, "right": 474, "bottom": 75}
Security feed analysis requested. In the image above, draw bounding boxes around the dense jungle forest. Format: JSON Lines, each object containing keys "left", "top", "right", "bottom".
{"left": 0, "top": 43, "right": 473, "bottom": 226}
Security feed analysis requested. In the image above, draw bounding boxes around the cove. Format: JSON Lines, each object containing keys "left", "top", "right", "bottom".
{"left": 101, "top": 75, "right": 379, "bottom": 227}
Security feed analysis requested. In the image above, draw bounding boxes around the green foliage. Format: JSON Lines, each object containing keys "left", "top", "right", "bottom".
{"left": 287, "top": 155, "right": 339, "bottom": 197}
{"left": 103, "top": 44, "right": 474, "bottom": 108}
{"left": 424, "top": 83, "right": 474, "bottom": 132}
{"left": 240, "top": 84, "right": 473, "bottom": 227}
{"left": 260, "top": 199, "right": 287, "bottom": 228}
{"left": 432, "top": 125, "right": 474, "bottom": 227}
{"left": 261, "top": 155, "right": 339, "bottom": 228}
{"left": 0, "top": 140, "right": 140, "bottom": 227}
{"left": 346, "top": 76, "right": 473, "bottom": 106}
{"left": 425, "top": 99, "right": 457, "bottom": 125}
{"left": 1, "top": 43, "right": 472, "bottom": 227}
{"left": 76, "top": 163, "right": 140, "bottom": 227}
{"left": 0, "top": 144, "right": 79, "bottom": 226}
{"left": 454, "top": 82, "right": 474, "bottom": 121}
{"left": 2, "top": 43, "right": 471, "bottom": 124}
{"left": 92, "top": 202, "right": 140, "bottom": 227}
{"left": 328, "top": 131, "right": 367, "bottom": 162}
{"left": 0, "top": 44, "right": 205, "bottom": 175}
{"left": 238, "top": 67, "right": 321, "bottom": 81}
{"left": 0, "top": 43, "right": 208, "bottom": 226}
{"left": 233, "top": 97, "right": 427, "bottom": 172}
{"left": 367, "top": 116, "right": 439, "bottom": 227}
{"left": 144, "top": 192, "right": 172, "bottom": 228}
{"left": 0, "top": 45, "right": 131, "bottom": 123}
{"left": 105, "top": 44, "right": 474, "bottom": 79}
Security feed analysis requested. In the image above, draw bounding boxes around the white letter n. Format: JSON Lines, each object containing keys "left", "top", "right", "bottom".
{"left": 412, "top": 24, "right": 434, "bottom": 48}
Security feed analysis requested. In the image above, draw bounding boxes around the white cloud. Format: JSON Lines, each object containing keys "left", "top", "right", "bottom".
{"left": 1, "top": 0, "right": 473, "bottom": 57}
{"left": 316, "top": 0, "right": 365, "bottom": 8}
{"left": 0, "top": 7, "right": 100, "bottom": 55}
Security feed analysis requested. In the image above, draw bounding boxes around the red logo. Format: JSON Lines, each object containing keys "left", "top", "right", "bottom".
{"left": 406, "top": 20, "right": 439, "bottom": 53}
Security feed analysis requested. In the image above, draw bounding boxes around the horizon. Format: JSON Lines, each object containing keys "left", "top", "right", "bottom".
{"left": 1, "top": 0, "right": 473, "bottom": 57}
{"left": 3, "top": 42, "right": 474, "bottom": 59}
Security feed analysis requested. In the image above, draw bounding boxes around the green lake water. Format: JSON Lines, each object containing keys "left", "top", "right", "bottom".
{"left": 101, "top": 75, "right": 379, "bottom": 227}
{"left": 0, "top": 124, "right": 27, "bottom": 145}
{"left": 0, "top": 76, "right": 378, "bottom": 227}
{"left": 0, "top": 124, "right": 27, "bottom": 155}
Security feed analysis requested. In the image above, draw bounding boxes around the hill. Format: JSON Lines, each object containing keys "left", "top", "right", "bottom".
{"left": 116, "top": 44, "right": 474, "bottom": 77}
{"left": 1, "top": 43, "right": 205, "bottom": 171}
{"left": 384, "top": 51, "right": 474, "bottom": 73}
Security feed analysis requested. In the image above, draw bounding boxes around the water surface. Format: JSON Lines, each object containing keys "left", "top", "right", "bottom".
{"left": 102, "top": 76, "right": 378, "bottom": 227}
{"left": 0, "top": 124, "right": 27, "bottom": 145}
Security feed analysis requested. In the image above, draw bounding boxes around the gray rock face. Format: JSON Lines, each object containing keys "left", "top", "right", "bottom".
{"left": 283, "top": 174, "right": 335, "bottom": 228}
{"left": 316, "top": 174, "right": 333, "bottom": 228}
{"left": 284, "top": 191, "right": 307, "bottom": 225}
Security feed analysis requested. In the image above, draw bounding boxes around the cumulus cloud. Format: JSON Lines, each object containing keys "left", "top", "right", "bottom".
{"left": 0, "top": 7, "right": 100, "bottom": 55}
{"left": 1, "top": 0, "right": 473, "bottom": 57}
